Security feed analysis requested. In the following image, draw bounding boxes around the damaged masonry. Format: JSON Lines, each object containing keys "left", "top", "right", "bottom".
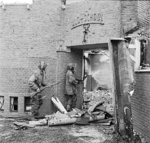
{"left": 0, "top": 0, "right": 150, "bottom": 143}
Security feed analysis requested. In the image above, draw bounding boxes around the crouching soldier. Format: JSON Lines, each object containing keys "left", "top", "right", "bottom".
{"left": 65, "top": 63, "right": 79, "bottom": 111}
{"left": 28, "top": 61, "right": 48, "bottom": 119}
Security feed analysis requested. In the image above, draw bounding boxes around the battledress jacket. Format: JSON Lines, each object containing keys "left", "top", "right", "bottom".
{"left": 28, "top": 69, "right": 46, "bottom": 92}
{"left": 65, "top": 70, "right": 78, "bottom": 96}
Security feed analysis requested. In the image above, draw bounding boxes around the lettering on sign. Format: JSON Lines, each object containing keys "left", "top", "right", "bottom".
{"left": 72, "top": 12, "right": 104, "bottom": 29}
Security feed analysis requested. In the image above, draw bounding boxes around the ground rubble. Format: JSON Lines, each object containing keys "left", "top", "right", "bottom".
{"left": 0, "top": 117, "right": 115, "bottom": 143}
{"left": 13, "top": 89, "right": 114, "bottom": 128}
{"left": 0, "top": 89, "right": 117, "bottom": 143}
{"left": 0, "top": 89, "right": 146, "bottom": 143}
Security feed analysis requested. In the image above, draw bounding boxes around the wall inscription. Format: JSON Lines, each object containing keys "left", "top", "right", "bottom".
{"left": 72, "top": 12, "right": 104, "bottom": 29}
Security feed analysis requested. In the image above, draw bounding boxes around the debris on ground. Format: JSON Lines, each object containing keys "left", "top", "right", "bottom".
{"left": 51, "top": 96, "right": 67, "bottom": 114}
{"left": 0, "top": 118, "right": 115, "bottom": 143}
{"left": 46, "top": 111, "right": 77, "bottom": 126}
{"left": 67, "top": 108, "right": 84, "bottom": 118}
{"left": 12, "top": 94, "right": 114, "bottom": 129}
{"left": 29, "top": 119, "right": 47, "bottom": 127}
{"left": 13, "top": 122, "right": 33, "bottom": 130}
{"left": 46, "top": 111, "right": 105, "bottom": 126}
{"left": 82, "top": 89, "right": 114, "bottom": 116}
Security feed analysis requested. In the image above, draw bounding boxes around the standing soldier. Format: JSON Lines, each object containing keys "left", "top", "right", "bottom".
{"left": 28, "top": 61, "right": 48, "bottom": 119}
{"left": 65, "top": 63, "right": 78, "bottom": 111}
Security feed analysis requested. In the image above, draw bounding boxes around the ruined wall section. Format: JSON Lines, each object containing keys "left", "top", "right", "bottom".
{"left": 56, "top": 0, "right": 122, "bottom": 110}
{"left": 0, "top": 0, "right": 61, "bottom": 116}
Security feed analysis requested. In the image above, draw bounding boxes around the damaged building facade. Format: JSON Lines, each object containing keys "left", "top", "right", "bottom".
{"left": 0, "top": 0, "right": 150, "bottom": 141}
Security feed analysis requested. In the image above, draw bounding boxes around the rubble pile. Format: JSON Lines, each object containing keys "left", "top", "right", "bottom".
{"left": 83, "top": 89, "right": 114, "bottom": 116}
{"left": 13, "top": 92, "right": 114, "bottom": 129}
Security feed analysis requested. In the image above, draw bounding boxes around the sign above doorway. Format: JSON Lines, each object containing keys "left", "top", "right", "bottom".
{"left": 71, "top": 11, "right": 104, "bottom": 44}
{"left": 71, "top": 12, "right": 104, "bottom": 30}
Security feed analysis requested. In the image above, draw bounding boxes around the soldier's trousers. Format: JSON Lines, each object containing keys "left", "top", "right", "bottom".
{"left": 31, "top": 93, "right": 43, "bottom": 117}
{"left": 66, "top": 94, "right": 77, "bottom": 111}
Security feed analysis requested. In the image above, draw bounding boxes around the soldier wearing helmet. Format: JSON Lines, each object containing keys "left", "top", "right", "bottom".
{"left": 65, "top": 63, "right": 78, "bottom": 111}
{"left": 28, "top": 61, "right": 48, "bottom": 119}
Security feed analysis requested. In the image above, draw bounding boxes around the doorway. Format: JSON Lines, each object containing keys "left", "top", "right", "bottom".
{"left": 70, "top": 43, "right": 113, "bottom": 91}
{"left": 69, "top": 43, "right": 114, "bottom": 114}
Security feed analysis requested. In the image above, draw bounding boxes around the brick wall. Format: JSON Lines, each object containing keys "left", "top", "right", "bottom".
{"left": 137, "top": 0, "right": 150, "bottom": 28}
{"left": 62, "top": 0, "right": 121, "bottom": 46}
{"left": 0, "top": 0, "right": 62, "bottom": 116}
{"left": 129, "top": 1, "right": 150, "bottom": 141}
{"left": 0, "top": 0, "right": 122, "bottom": 116}
{"left": 131, "top": 72, "right": 150, "bottom": 142}
{"left": 121, "top": 0, "right": 138, "bottom": 34}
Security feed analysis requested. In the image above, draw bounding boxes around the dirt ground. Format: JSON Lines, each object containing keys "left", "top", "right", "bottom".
{"left": 0, "top": 118, "right": 116, "bottom": 143}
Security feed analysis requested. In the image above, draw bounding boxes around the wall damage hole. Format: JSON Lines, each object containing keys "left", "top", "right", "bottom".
{"left": 0, "top": 96, "right": 4, "bottom": 111}
{"left": 10, "top": 97, "right": 18, "bottom": 112}
{"left": 24, "top": 97, "right": 31, "bottom": 112}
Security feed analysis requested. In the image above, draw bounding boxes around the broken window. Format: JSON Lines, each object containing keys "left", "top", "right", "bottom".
{"left": 0, "top": 96, "right": 4, "bottom": 111}
{"left": 24, "top": 97, "right": 31, "bottom": 112}
{"left": 125, "top": 36, "right": 150, "bottom": 71}
{"left": 10, "top": 97, "right": 18, "bottom": 112}
{"left": 139, "top": 39, "right": 150, "bottom": 68}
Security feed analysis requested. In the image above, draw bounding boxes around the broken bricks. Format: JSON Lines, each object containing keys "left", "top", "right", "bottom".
{"left": 12, "top": 94, "right": 113, "bottom": 129}
{"left": 82, "top": 89, "right": 114, "bottom": 116}
{"left": 46, "top": 111, "right": 105, "bottom": 126}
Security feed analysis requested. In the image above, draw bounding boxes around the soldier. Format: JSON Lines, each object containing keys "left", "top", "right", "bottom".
{"left": 28, "top": 61, "right": 48, "bottom": 119}
{"left": 65, "top": 63, "right": 78, "bottom": 111}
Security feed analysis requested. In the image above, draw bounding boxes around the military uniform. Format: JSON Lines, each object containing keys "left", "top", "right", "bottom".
{"left": 65, "top": 63, "right": 78, "bottom": 111}
{"left": 28, "top": 61, "right": 47, "bottom": 118}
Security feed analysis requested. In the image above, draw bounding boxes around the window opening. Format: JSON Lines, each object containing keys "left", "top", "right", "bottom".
{"left": 124, "top": 37, "right": 149, "bottom": 71}
{"left": 140, "top": 39, "right": 150, "bottom": 69}
{"left": 0, "top": 96, "right": 4, "bottom": 111}
{"left": 24, "top": 97, "right": 31, "bottom": 112}
{"left": 10, "top": 97, "right": 18, "bottom": 112}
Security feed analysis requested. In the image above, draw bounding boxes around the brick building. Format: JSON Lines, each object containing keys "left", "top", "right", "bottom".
{"left": 0, "top": 0, "right": 62, "bottom": 117}
{"left": 130, "top": 0, "right": 150, "bottom": 142}
{"left": 0, "top": 0, "right": 150, "bottom": 141}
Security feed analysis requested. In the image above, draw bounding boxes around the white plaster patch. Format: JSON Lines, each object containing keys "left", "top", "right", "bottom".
{"left": 0, "top": 0, "right": 33, "bottom": 5}
{"left": 67, "top": 0, "right": 85, "bottom": 5}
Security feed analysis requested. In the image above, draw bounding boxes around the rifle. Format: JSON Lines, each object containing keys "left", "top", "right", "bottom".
{"left": 76, "top": 78, "right": 84, "bottom": 84}
{"left": 30, "top": 81, "right": 62, "bottom": 97}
